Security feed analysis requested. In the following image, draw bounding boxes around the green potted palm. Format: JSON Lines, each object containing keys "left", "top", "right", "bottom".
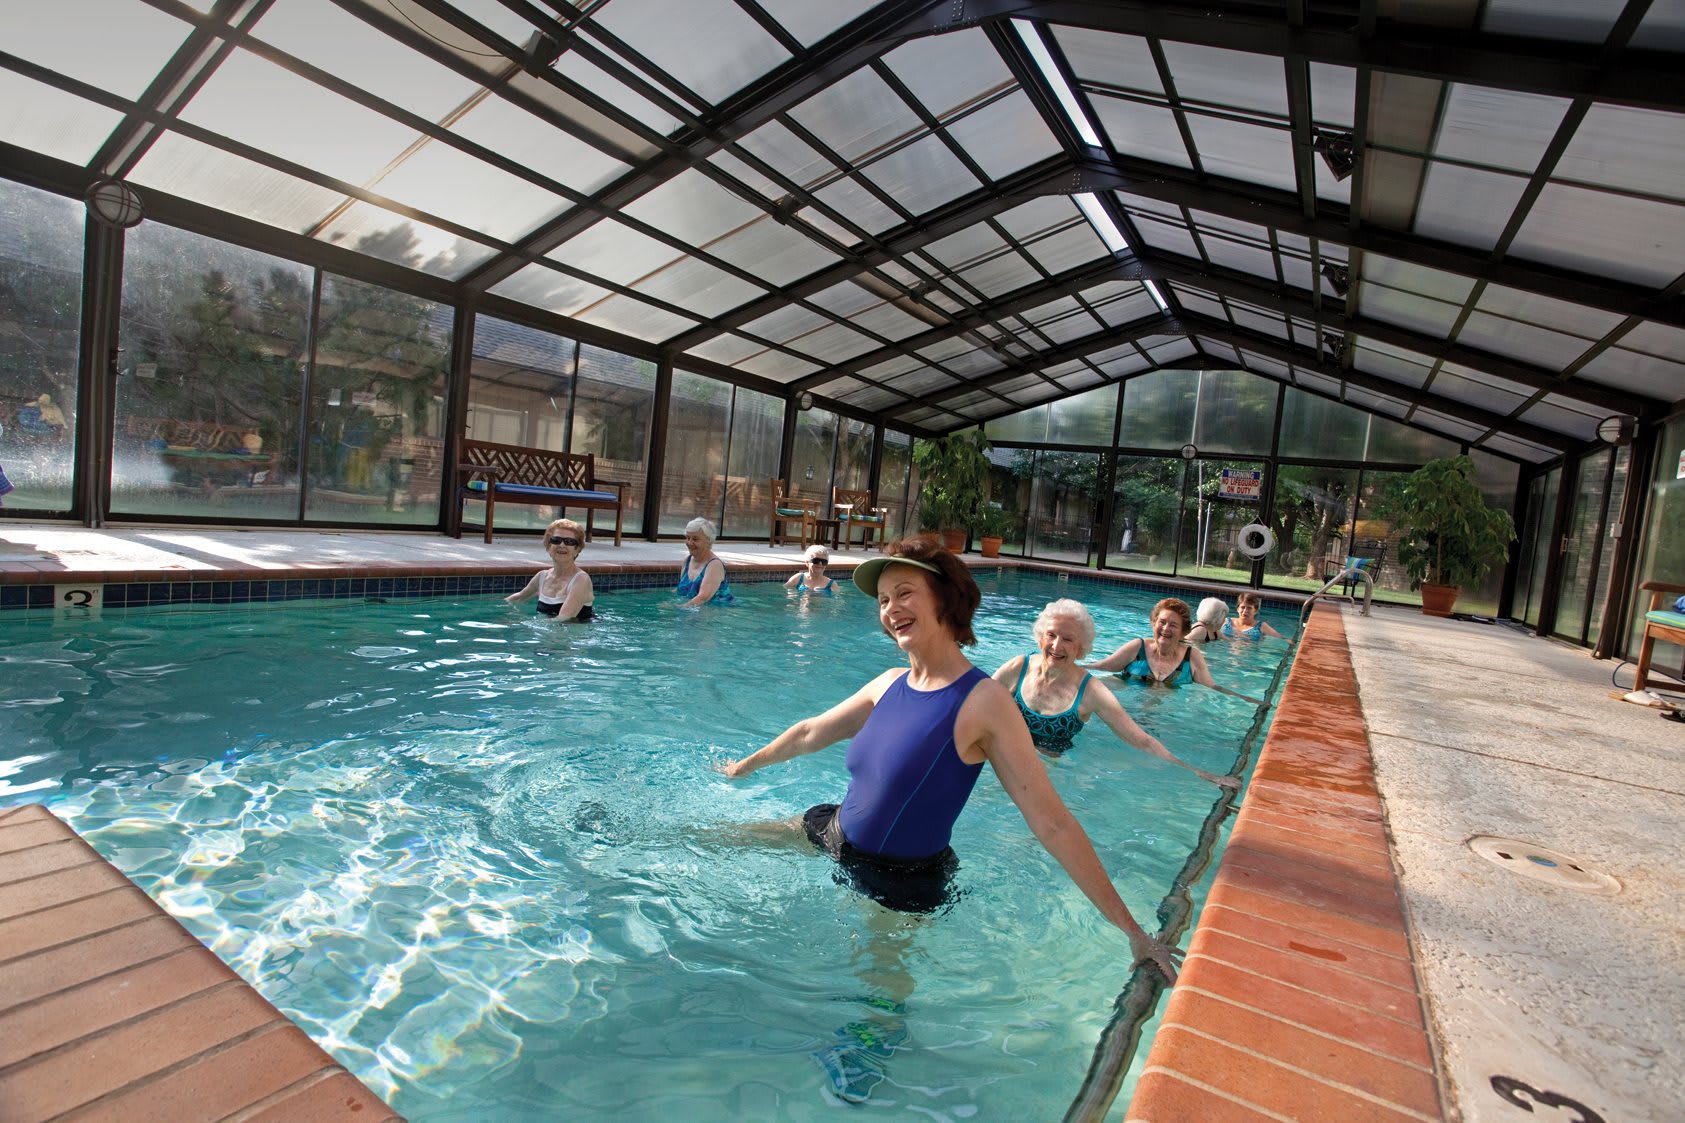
{"left": 913, "top": 430, "right": 991, "bottom": 552}
{"left": 975, "top": 502, "right": 1018, "bottom": 559}
{"left": 1388, "top": 455, "right": 1517, "bottom": 617}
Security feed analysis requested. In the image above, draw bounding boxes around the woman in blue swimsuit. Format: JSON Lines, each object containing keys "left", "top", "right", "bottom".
{"left": 784, "top": 543, "right": 837, "bottom": 596}
{"left": 674, "top": 517, "right": 734, "bottom": 606}
{"left": 1223, "top": 592, "right": 1288, "bottom": 641}
{"left": 991, "top": 599, "right": 1238, "bottom": 788}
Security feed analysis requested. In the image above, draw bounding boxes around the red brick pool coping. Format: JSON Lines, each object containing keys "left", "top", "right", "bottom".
{"left": 1126, "top": 602, "right": 1443, "bottom": 1122}
{"left": 0, "top": 804, "right": 401, "bottom": 1121}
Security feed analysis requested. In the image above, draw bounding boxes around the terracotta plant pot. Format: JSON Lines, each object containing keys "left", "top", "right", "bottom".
{"left": 979, "top": 535, "right": 1002, "bottom": 559}
{"left": 940, "top": 528, "right": 967, "bottom": 553}
{"left": 1420, "top": 582, "right": 1460, "bottom": 617}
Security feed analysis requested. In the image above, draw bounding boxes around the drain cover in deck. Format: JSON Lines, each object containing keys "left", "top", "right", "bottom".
{"left": 1467, "top": 836, "right": 1619, "bottom": 894}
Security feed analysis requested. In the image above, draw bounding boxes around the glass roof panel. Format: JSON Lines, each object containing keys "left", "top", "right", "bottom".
{"left": 741, "top": 304, "right": 830, "bottom": 343}
{"left": 1510, "top": 184, "right": 1685, "bottom": 287}
{"left": 1201, "top": 235, "right": 1280, "bottom": 280}
{"left": 1021, "top": 223, "right": 1109, "bottom": 274}
{"left": 180, "top": 50, "right": 422, "bottom": 186}
{"left": 1429, "top": 370, "right": 1530, "bottom": 414}
{"left": 757, "top": 0, "right": 881, "bottom": 47}
{"left": 1096, "top": 349, "right": 1150, "bottom": 377}
{"left": 254, "top": 0, "right": 481, "bottom": 119}
{"left": 631, "top": 257, "right": 765, "bottom": 317}
{"left": 0, "top": 71, "right": 125, "bottom": 166}
{"left": 850, "top": 303, "right": 929, "bottom": 341}
{"left": 1089, "top": 285, "right": 1160, "bottom": 323}
{"left": 315, "top": 201, "right": 498, "bottom": 277}
{"left": 1051, "top": 27, "right": 1162, "bottom": 93}
{"left": 571, "top": 294, "right": 698, "bottom": 341}
{"left": 1127, "top": 215, "right": 1203, "bottom": 258}
{"left": 859, "top": 133, "right": 983, "bottom": 214}
{"left": 3, "top": 0, "right": 188, "bottom": 100}
{"left": 592, "top": 0, "right": 791, "bottom": 105}
{"left": 737, "top": 350, "right": 822, "bottom": 380}
{"left": 1632, "top": 3, "right": 1685, "bottom": 49}
{"left": 545, "top": 219, "right": 684, "bottom": 287}
{"left": 788, "top": 67, "right": 922, "bottom": 163}
{"left": 1409, "top": 408, "right": 1487, "bottom": 441}
{"left": 886, "top": 367, "right": 959, "bottom": 394}
{"left": 452, "top": 96, "right": 630, "bottom": 195}
{"left": 795, "top": 205, "right": 860, "bottom": 248}
{"left": 885, "top": 27, "right": 1013, "bottom": 119}
{"left": 621, "top": 168, "right": 764, "bottom": 247}
{"left": 1160, "top": 42, "right": 1288, "bottom": 115}
{"left": 1147, "top": 338, "right": 1197, "bottom": 363}
{"left": 1090, "top": 98, "right": 1193, "bottom": 167}
{"left": 129, "top": 132, "right": 342, "bottom": 232}
{"left": 1456, "top": 313, "right": 1596, "bottom": 371}
{"left": 430, "top": 0, "right": 536, "bottom": 46}
{"left": 1230, "top": 305, "right": 1289, "bottom": 339}
{"left": 685, "top": 333, "right": 764, "bottom": 366}
{"left": 551, "top": 51, "right": 681, "bottom": 137}
{"left": 1431, "top": 84, "right": 1571, "bottom": 173}
{"left": 945, "top": 92, "right": 1062, "bottom": 181}
{"left": 1036, "top": 311, "right": 1105, "bottom": 345}
{"left": 1557, "top": 104, "right": 1685, "bottom": 201}
{"left": 924, "top": 224, "right": 1011, "bottom": 269}
{"left": 1360, "top": 286, "right": 1464, "bottom": 335}
{"left": 1413, "top": 163, "right": 1530, "bottom": 250}
{"left": 506, "top": 71, "right": 657, "bottom": 162}
{"left": 374, "top": 142, "right": 566, "bottom": 243}
{"left": 489, "top": 263, "right": 615, "bottom": 315}
{"left": 1172, "top": 287, "right": 1229, "bottom": 319}
{"left": 1183, "top": 115, "right": 1297, "bottom": 191}
{"left": 1482, "top": 0, "right": 1624, "bottom": 42}
{"left": 707, "top": 147, "right": 785, "bottom": 202}
{"left": 809, "top": 281, "right": 878, "bottom": 318}
{"left": 1309, "top": 64, "right": 1356, "bottom": 128}
{"left": 1576, "top": 346, "right": 1685, "bottom": 401}
{"left": 1186, "top": 209, "right": 1270, "bottom": 243}
{"left": 1345, "top": 388, "right": 1410, "bottom": 419}
{"left": 1518, "top": 397, "right": 1602, "bottom": 439}
{"left": 813, "top": 176, "right": 905, "bottom": 234}
{"left": 1361, "top": 255, "right": 1478, "bottom": 303}
{"left": 736, "top": 120, "right": 834, "bottom": 190}
{"left": 994, "top": 196, "right": 1082, "bottom": 241}
{"left": 709, "top": 219, "right": 840, "bottom": 286}
{"left": 1354, "top": 343, "right": 1433, "bottom": 388}
{"left": 1480, "top": 433, "right": 1559, "bottom": 462}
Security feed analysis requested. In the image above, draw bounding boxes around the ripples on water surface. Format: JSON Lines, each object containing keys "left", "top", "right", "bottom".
{"left": 0, "top": 570, "right": 1292, "bottom": 1120}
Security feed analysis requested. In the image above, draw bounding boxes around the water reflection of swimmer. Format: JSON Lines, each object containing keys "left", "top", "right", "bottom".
{"left": 992, "top": 598, "right": 1239, "bottom": 788}
{"left": 721, "top": 536, "right": 1182, "bottom": 1099}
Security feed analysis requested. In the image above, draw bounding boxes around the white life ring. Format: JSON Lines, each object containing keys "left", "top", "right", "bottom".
{"left": 1237, "top": 522, "right": 1276, "bottom": 559}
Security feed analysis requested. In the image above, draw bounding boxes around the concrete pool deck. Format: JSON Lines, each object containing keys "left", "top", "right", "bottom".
{"left": 1, "top": 523, "right": 1682, "bottom": 1121}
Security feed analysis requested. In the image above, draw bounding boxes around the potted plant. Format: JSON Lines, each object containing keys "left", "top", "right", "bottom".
{"left": 913, "top": 430, "right": 991, "bottom": 552}
{"left": 975, "top": 502, "right": 1017, "bottom": 559}
{"left": 1387, "top": 455, "right": 1517, "bottom": 617}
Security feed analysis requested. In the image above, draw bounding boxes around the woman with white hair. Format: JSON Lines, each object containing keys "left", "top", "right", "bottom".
{"left": 1185, "top": 596, "right": 1229, "bottom": 645}
{"left": 675, "top": 517, "right": 734, "bottom": 606}
{"left": 992, "top": 599, "right": 1238, "bottom": 788}
{"left": 784, "top": 542, "right": 837, "bottom": 596}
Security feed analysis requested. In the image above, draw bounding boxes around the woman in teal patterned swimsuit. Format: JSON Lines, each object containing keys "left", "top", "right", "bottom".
{"left": 991, "top": 599, "right": 1238, "bottom": 788}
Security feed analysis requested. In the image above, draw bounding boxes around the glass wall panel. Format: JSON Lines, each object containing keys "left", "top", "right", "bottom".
{"left": 987, "top": 447, "right": 1033, "bottom": 556}
{"left": 0, "top": 180, "right": 82, "bottom": 514}
{"left": 302, "top": 274, "right": 450, "bottom": 523}
{"left": 465, "top": 316, "right": 576, "bottom": 450}
{"left": 1046, "top": 384, "right": 1116, "bottom": 445}
{"left": 836, "top": 416, "right": 874, "bottom": 491}
{"left": 1626, "top": 415, "right": 1685, "bottom": 666}
{"left": 114, "top": 224, "right": 311, "bottom": 520}
{"left": 724, "top": 386, "right": 785, "bottom": 540}
{"left": 1119, "top": 368, "right": 1197, "bottom": 449}
{"left": 572, "top": 344, "right": 655, "bottom": 531}
{"left": 1587, "top": 446, "right": 1629, "bottom": 642}
{"left": 1266, "top": 465, "right": 1359, "bottom": 592}
{"left": 1462, "top": 450, "right": 1521, "bottom": 618}
{"left": 1192, "top": 370, "right": 1277, "bottom": 455}
{"left": 1552, "top": 448, "right": 1611, "bottom": 641}
{"left": 1366, "top": 414, "right": 1461, "bottom": 463}
{"left": 790, "top": 406, "right": 837, "bottom": 508}
{"left": 1515, "top": 467, "right": 1560, "bottom": 628}
{"left": 1353, "top": 469, "right": 1422, "bottom": 605}
{"left": 1278, "top": 387, "right": 1367, "bottom": 461}
{"left": 879, "top": 429, "right": 912, "bottom": 537}
{"left": 1026, "top": 450, "right": 1102, "bottom": 565}
{"left": 659, "top": 369, "right": 731, "bottom": 533}
{"left": 1176, "top": 457, "right": 1266, "bottom": 582}
{"left": 1104, "top": 455, "right": 1185, "bottom": 575}
{"left": 984, "top": 403, "right": 1048, "bottom": 443}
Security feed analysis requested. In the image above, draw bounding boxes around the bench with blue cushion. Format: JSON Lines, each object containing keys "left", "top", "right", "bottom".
{"left": 1634, "top": 580, "right": 1685, "bottom": 692}
{"left": 454, "top": 438, "right": 627, "bottom": 545}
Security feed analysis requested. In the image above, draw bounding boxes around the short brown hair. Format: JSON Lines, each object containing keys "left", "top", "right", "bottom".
{"left": 881, "top": 535, "right": 980, "bottom": 646}
{"left": 548, "top": 517, "right": 586, "bottom": 550}
{"left": 1237, "top": 591, "right": 1261, "bottom": 609}
{"left": 1151, "top": 596, "right": 1192, "bottom": 632}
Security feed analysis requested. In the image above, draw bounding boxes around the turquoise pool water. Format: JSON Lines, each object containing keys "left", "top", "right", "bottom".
{"left": 0, "top": 570, "right": 1292, "bottom": 1120}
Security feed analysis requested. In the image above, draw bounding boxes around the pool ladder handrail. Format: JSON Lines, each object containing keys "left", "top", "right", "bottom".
{"left": 1299, "top": 565, "right": 1374, "bottom": 629}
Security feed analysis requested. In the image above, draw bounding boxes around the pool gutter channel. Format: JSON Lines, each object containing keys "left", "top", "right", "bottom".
{"left": 1062, "top": 647, "right": 1291, "bottom": 1123}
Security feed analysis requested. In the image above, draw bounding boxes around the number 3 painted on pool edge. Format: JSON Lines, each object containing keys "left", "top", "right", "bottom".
{"left": 1489, "top": 1075, "right": 1605, "bottom": 1123}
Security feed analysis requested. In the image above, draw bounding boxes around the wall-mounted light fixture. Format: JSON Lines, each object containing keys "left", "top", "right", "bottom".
{"left": 85, "top": 179, "right": 144, "bottom": 228}
{"left": 1320, "top": 262, "right": 1351, "bottom": 297}
{"left": 797, "top": 391, "right": 814, "bottom": 411}
{"left": 1597, "top": 415, "right": 1636, "bottom": 446}
{"left": 1313, "top": 131, "right": 1357, "bottom": 181}
{"left": 1180, "top": 443, "right": 1198, "bottom": 460}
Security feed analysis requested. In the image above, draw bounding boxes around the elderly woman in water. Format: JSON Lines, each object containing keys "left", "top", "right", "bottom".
{"left": 504, "top": 517, "right": 594, "bottom": 621}
{"left": 1086, "top": 596, "right": 1265, "bottom": 705}
{"left": 992, "top": 598, "right": 1237, "bottom": 788}
{"left": 673, "top": 517, "right": 734, "bottom": 606}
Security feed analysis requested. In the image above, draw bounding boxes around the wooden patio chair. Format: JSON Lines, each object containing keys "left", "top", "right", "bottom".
{"left": 769, "top": 478, "right": 818, "bottom": 548}
{"left": 833, "top": 487, "right": 889, "bottom": 551}
{"left": 1634, "top": 580, "right": 1685, "bottom": 693}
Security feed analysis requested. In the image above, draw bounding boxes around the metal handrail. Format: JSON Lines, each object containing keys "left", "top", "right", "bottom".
{"left": 1300, "top": 566, "right": 1374, "bottom": 629}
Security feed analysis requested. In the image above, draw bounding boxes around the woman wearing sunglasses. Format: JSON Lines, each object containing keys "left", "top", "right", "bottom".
{"left": 784, "top": 543, "right": 837, "bottom": 596}
{"left": 505, "top": 517, "right": 595, "bottom": 621}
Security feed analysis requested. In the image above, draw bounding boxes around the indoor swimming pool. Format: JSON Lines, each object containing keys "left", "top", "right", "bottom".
{"left": 0, "top": 569, "right": 1295, "bottom": 1120}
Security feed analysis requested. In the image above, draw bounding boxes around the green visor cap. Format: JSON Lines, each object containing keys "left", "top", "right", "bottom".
{"left": 852, "top": 555, "right": 943, "bottom": 595}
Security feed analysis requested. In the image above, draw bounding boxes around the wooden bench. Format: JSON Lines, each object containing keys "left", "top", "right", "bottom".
{"left": 454, "top": 438, "right": 628, "bottom": 545}
{"left": 1634, "top": 580, "right": 1685, "bottom": 693}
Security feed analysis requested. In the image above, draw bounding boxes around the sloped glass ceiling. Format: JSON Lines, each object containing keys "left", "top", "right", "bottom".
{"left": 1, "top": 0, "right": 1678, "bottom": 465}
